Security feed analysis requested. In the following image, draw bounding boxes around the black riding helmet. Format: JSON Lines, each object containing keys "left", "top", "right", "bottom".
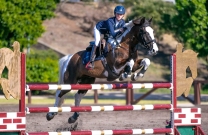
{"left": 114, "top": 5, "right": 125, "bottom": 15}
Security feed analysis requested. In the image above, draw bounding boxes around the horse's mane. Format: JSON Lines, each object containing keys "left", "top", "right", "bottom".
{"left": 124, "top": 20, "right": 134, "bottom": 29}
{"left": 116, "top": 20, "right": 134, "bottom": 42}
{"left": 117, "top": 17, "right": 151, "bottom": 42}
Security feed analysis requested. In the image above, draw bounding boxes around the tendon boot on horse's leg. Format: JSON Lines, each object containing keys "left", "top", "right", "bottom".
{"left": 119, "top": 59, "right": 134, "bottom": 81}
{"left": 85, "top": 45, "right": 97, "bottom": 70}
{"left": 68, "top": 91, "right": 86, "bottom": 124}
{"left": 46, "top": 90, "right": 67, "bottom": 121}
{"left": 131, "top": 58, "right": 150, "bottom": 81}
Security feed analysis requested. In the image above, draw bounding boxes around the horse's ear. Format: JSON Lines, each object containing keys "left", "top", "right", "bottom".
{"left": 133, "top": 17, "right": 146, "bottom": 25}
{"left": 140, "top": 17, "right": 145, "bottom": 24}
{"left": 149, "top": 17, "right": 153, "bottom": 23}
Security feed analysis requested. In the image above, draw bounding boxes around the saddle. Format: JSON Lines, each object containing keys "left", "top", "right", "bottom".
{"left": 82, "top": 38, "right": 108, "bottom": 65}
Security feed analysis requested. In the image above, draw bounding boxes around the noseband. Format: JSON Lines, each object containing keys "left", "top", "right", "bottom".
{"left": 137, "top": 25, "right": 156, "bottom": 50}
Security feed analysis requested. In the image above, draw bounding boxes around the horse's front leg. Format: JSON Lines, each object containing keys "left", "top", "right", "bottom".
{"left": 119, "top": 59, "right": 134, "bottom": 81}
{"left": 131, "top": 58, "right": 150, "bottom": 81}
{"left": 68, "top": 90, "right": 88, "bottom": 123}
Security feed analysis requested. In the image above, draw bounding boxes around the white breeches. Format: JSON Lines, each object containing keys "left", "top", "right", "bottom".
{"left": 94, "top": 26, "right": 100, "bottom": 46}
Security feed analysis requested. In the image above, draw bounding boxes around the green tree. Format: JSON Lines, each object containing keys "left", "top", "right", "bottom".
{"left": 125, "top": 0, "right": 177, "bottom": 38}
{"left": 125, "top": 0, "right": 208, "bottom": 57}
{"left": 26, "top": 49, "right": 59, "bottom": 83}
{"left": 26, "top": 49, "right": 59, "bottom": 94}
{"left": 173, "top": 0, "right": 208, "bottom": 57}
{"left": 0, "top": 0, "right": 58, "bottom": 50}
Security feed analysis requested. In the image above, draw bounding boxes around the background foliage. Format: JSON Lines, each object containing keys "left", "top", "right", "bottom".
{"left": 0, "top": 0, "right": 58, "bottom": 50}
{"left": 123, "top": 0, "right": 208, "bottom": 57}
{"left": 26, "top": 49, "right": 59, "bottom": 94}
{"left": 26, "top": 49, "right": 59, "bottom": 83}
{"left": 173, "top": 0, "right": 208, "bottom": 57}
{"left": 124, "top": 0, "right": 176, "bottom": 39}
{"left": 0, "top": 0, "right": 207, "bottom": 87}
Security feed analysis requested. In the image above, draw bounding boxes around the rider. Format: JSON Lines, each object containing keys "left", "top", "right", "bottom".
{"left": 85, "top": 5, "right": 126, "bottom": 70}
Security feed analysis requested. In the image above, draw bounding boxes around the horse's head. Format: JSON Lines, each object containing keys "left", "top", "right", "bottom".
{"left": 130, "top": 17, "right": 158, "bottom": 55}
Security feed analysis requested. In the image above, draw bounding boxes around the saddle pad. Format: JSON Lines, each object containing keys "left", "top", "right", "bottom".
{"left": 82, "top": 50, "right": 104, "bottom": 65}
{"left": 82, "top": 50, "right": 91, "bottom": 65}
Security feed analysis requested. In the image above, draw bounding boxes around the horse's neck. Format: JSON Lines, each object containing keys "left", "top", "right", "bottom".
{"left": 104, "top": 46, "right": 128, "bottom": 75}
{"left": 116, "top": 30, "right": 129, "bottom": 43}
{"left": 104, "top": 20, "right": 135, "bottom": 70}
{"left": 106, "top": 43, "right": 130, "bottom": 67}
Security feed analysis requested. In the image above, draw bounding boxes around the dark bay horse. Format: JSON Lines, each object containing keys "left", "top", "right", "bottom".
{"left": 46, "top": 17, "right": 158, "bottom": 123}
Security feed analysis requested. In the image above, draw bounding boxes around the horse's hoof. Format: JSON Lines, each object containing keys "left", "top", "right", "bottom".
{"left": 119, "top": 76, "right": 124, "bottom": 81}
{"left": 68, "top": 112, "right": 79, "bottom": 124}
{"left": 119, "top": 75, "right": 124, "bottom": 81}
{"left": 46, "top": 112, "right": 57, "bottom": 121}
{"left": 68, "top": 116, "right": 78, "bottom": 124}
{"left": 131, "top": 74, "right": 136, "bottom": 81}
{"left": 119, "top": 73, "right": 128, "bottom": 81}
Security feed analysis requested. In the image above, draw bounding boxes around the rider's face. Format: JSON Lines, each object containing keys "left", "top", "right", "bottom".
{"left": 115, "top": 13, "right": 124, "bottom": 21}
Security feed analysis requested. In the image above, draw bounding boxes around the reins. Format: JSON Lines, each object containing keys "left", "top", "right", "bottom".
{"left": 137, "top": 24, "right": 156, "bottom": 50}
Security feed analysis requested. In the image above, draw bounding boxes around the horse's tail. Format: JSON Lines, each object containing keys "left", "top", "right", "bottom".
{"left": 58, "top": 54, "right": 73, "bottom": 84}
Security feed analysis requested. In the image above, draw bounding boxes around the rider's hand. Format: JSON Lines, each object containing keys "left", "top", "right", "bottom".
{"left": 119, "top": 27, "right": 127, "bottom": 32}
{"left": 123, "top": 27, "right": 127, "bottom": 31}
{"left": 119, "top": 28, "right": 124, "bottom": 32}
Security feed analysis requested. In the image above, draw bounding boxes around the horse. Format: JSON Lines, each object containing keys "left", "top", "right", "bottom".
{"left": 46, "top": 17, "right": 159, "bottom": 124}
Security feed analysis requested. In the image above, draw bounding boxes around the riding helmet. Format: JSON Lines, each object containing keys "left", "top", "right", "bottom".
{"left": 114, "top": 5, "right": 125, "bottom": 15}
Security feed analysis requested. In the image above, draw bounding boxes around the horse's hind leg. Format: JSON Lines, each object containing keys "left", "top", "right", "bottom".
{"left": 46, "top": 90, "right": 71, "bottom": 121}
{"left": 46, "top": 57, "right": 73, "bottom": 121}
{"left": 68, "top": 90, "right": 87, "bottom": 124}
{"left": 68, "top": 76, "right": 96, "bottom": 124}
{"left": 46, "top": 70, "right": 75, "bottom": 121}
{"left": 46, "top": 70, "right": 71, "bottom": 121}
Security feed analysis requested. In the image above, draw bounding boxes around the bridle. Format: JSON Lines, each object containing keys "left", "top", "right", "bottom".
{"left": 137, "top": 24, "right": 156, "bottom": 50}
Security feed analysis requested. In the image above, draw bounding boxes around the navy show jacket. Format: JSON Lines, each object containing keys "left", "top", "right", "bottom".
{"left": 96, "top": 17, "right": 125, "bottom": 38}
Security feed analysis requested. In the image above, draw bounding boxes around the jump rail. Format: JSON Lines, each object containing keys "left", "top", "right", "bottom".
{"left": 26, "top": 104, "right": 172, "bottom": 113}
{"left": 26, "top": 83, "right": 172, "bottom": 91}
{"left": 25, "top": 128, "right": 173, "bottom": 135}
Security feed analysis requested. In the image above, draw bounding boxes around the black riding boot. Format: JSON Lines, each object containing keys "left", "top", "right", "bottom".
{"left": 85, "top": 45, "right": 97, "bottom": 70}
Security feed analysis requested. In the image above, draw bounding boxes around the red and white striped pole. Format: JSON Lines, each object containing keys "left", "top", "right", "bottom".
{"left": 26, "top": 83, "right": 172, "bottom": 91}
{"left": 26, "top": 104, "right": 172, "bottom": 113}
{"left": 26, "top": 128, "right": 173, "bottom": 135}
